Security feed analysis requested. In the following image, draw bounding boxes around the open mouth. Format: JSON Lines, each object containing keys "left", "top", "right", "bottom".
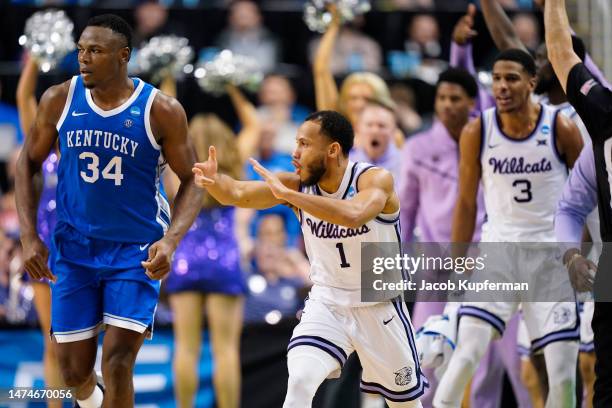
{"left": 371, "top": 140, "right": 380, "bottom": 148}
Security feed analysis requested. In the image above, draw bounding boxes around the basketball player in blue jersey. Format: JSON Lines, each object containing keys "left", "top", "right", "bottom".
{"left": 194, "top": 111, "right": 426, "bottom": 408}
{"left": 15, "top": 15, "right": 202, "bottom": 408}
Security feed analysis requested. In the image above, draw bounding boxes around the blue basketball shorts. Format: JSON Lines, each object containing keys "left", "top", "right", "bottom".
{"left": 49, "top": 222, "right": 161, "bottom": 343}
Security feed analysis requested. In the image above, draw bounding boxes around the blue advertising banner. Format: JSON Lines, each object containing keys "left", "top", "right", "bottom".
{"left": 0, "top": 329, "right": 214, "bottom": 408}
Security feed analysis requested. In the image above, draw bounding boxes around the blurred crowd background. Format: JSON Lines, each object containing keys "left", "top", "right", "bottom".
{"left": 0, "top": 0, "right": 590, "bottom": 331}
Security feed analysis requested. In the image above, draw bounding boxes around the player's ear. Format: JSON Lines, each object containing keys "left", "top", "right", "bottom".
{"left": 120, "top": 47, "right": 131, "bottom": 64}
{"left": 328, "top": 142, "right": 341, "bottom": 159}
{"left": 528, "top": 74, "right": 537, "bottom": 91}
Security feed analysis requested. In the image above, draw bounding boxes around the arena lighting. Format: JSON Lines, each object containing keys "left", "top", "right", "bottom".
{"left": 265, "top": 310, "right": 282, "bottom": 325}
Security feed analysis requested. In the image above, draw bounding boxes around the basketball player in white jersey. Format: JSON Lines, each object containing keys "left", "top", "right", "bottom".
{"left": 433, "top": 49, "right": 584, "bottom": 408}
{"left": 193, "top": 110, "right": 427, "bottom": 407}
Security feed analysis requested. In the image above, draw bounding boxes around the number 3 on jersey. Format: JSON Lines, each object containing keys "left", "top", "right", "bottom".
{"left": 335, "top": 242, "right": 351, "bottom": 268}
{"left": 79, "top": 152, "right": 124, "bottom": 186}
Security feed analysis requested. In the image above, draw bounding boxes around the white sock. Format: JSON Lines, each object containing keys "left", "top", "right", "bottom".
{"left": 77, "top": 383, "right": 103, "bottom": 408}
{"left": 283, "top": 348, "right": 338, "bottom": 408}
{"left": 433, "top": 316, "right": 495, "bottom": 408}
{"left": 543, "top": 341, "right": 578, "bottom": 408}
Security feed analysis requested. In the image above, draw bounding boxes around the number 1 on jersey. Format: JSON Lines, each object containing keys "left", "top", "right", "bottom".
{"left": 335, "top": 242, "right": 351, "bottom": 268}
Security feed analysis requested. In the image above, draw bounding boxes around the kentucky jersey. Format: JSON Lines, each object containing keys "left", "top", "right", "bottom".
{"left": 55, "top": 76, "right": 170, "bottom": 243}
{"left": 299, "top": 162, "right": 401, "bottom": 306}
{"left": 480, "top": 104, "right": 568, "bottom": 242}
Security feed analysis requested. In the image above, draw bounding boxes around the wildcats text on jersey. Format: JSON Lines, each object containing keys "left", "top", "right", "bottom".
{"left": 65, "top": 129, "right": 139, "bottom": 158}
{"left": 488, "top": 156, "right": 553, "bottom": 174}
{"left": 305, "top": 218, "right": 370, "bottom": 239}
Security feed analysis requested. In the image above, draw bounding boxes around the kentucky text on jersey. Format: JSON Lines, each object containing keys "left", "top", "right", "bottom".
{"left": 65, "top": 130, "right": 139, "bottom": 158}
{"left": 488, "top": 157, "right": 553, "bottom": 174}
{"left": 55, "top": 75, "right": 170, "bottom": 243}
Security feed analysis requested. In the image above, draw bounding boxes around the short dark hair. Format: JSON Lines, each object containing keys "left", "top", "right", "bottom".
{"left": 493, "top": 48, "right": 536, "bottom": 77}
{"left": 86, "top": 14, "right": 133, "bottom": 51}
{"left": 437, "top": 68, "right": 479, "bottom": 98}
{"left": 305, "top": 111, "right": 354, "bottom": 156}
{"left": 571, "top": 35, "right": 586, "bottom": 61}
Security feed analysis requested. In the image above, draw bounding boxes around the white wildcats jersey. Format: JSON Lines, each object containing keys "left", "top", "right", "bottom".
{"left": 299, "top": 162, "right": 401, "bottom": 306}
{"left": 480, "top": 104, "right": 568, "bottom": 242}
{"left": 537, "top": 95, "right": 601, "bottom": 245}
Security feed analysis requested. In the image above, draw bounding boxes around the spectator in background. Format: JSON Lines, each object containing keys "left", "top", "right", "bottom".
{"left": 216, "top": 0, "right": 279, "bottom": 73}
{"left": 0, "top": 229, "right": 32, "bottom": 326}
{"left": 349, "top": 99, "right": 402, "bottom": 187}
{"left": 512, "top": 13, "right": 541, "bottom": 53}
{"left": 390, "top": 83, "right": 424, "bottom": 135}
{"left": 405, "top": 14, "right": 448, "bottom": 84}
{"left": 308, "top": 15, "right": 382, "bottom": 75}
{"left": 312, "top": 4, "right": 393, "bottom": 134}
{"left": 0, "top": 149, "right": 19, "bottom": 239}
{"left": 132, "top": 0, "right": 170, "bottom": 46}
{"left": 163, "top": 80, "right": 259, "bottom": 408}
{"left": 0, "top": 82, "right": 24, "bottom": 194}
{"left": 235, "top": 121, "right": 302, "bottom": 259}
{"left": 243, "top": 214, "right": 310, "bottom": 324}
{"left": 257, "top": 74, "right": 311, "bottom": 155}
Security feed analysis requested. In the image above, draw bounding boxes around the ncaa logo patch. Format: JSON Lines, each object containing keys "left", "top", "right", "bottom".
{"left": 394, "top": 367, "right": 412, "bottom": 386}
{"left": 124, "top": 119, "right": 133, "bottom": 128}
{"left": 347, "top": 186, "right": 356, "bottom": 198}
{"left": 541, "top": 125, "right": 550, "bottom": 135}
{"left": 130, "top": 106, "right": 141, "bottom": 117}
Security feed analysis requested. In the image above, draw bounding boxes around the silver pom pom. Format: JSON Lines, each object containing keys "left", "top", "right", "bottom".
{"left": 195, "top": 50, "right": 263, "bottom": 96}
{"left": 135, "top": 35, "right": 194, "bottom": 84}
{"left": 303, "top": 0, "right": 371, "bottom": 33}
{"left": 19, "top": 10, "right": 75, "bottom": 73}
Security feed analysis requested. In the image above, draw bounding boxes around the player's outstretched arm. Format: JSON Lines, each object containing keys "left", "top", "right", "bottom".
{"left": 193, "top": 146, "right": 300, "bottom": 209}
{"left": 544, "top": 0, "right": 582, "bottom": 93}
{"left": 143, "top": 93, "right": 203, "bottom": 280}
{"left": 16, "top": 55, "right": 39, "bottom": 135}
{"left": 251, "top": 158, "right": 395, "bottom": 229}
{"left": 15, "top": 81, "right": 68, "bottom": 282}
{"left": 480, "top": 0, "right": 528, "bottom": 52}
{"left": 313, "top": 4, "right": 341, "bottom": 111}
{"left": 554, "top": 112, "right": 583, "bottom": 168}
{"left": 451, "top": 117, "right": 482, "bottom": 244}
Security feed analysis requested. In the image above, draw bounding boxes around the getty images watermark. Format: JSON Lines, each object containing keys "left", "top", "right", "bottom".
{"left": 370, "top": 252, "right": 528, "bottom": 292}
{"left": 360, "top": 243, "right": 583, "bottom": 303}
